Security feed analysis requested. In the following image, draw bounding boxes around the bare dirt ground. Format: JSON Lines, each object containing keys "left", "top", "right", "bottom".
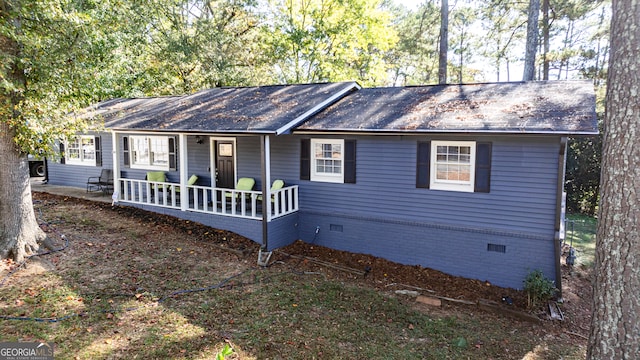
{"left": 4, "top": 192, "right": 594, "bottom": 356}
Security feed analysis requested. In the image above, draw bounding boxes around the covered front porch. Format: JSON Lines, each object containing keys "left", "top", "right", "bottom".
{"left": 118, "top": 176, "right": 298, "bottom": 221}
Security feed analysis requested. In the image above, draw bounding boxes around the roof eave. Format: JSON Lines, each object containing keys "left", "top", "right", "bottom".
{"left": 108, "top": 128, "right": 276, "bottom": 135}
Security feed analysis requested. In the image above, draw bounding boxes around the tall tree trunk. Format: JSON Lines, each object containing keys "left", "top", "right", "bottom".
{"left": 542, "top": 0, "right": 549, "bottom": 80}
{"left": 593, "top": 5, "right": 606, "bottom": 86}
{"left": 587, "top": 0, "right": 640, "bottom": 358}
{"left": 0, "top": 4, "right": 48, "bottom": 262}
{"left": 0, "top": 124, "right": 46, "bottom": 262}
{"left": 438, "top": 0, "right": 448, "bottom": 84}
{"left": 523, "top": 0, "right": 540, "bottom": 81}
{"left": 458, "top": 30, "right": 464, "bottom": 83}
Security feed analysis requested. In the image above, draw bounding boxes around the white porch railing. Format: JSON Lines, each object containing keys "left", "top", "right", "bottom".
{"left": 117, "top": 179, "right": 298, "bottom": 221}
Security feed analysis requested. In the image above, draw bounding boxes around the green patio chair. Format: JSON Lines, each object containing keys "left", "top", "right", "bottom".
{"left": 225, "top": 177, "right": 255, "bottom": 202}
{"left": 146, "top": 171, "right": 167, "bottom": 199}
{"left": 257, "top": 179, "right": 285, "bottom": 202}
{"left": 146, "top": 171, "right": 167, "bottom": 184}
{"left": 174, "top": 174, "right": 199, "bottom": 193}
{"left": 170, "top": 174, "right": 199, "bottom": 202}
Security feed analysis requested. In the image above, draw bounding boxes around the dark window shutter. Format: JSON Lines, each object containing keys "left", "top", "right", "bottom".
{"left": 416, "top": 141, "right": 431, "bottom": 188}
{"left": 95, "top": 136, "right": 102, "bottom": 167}
{"left": 168, "top": 137, "right": 177, "bottom": 170}
{"left": 300, "top": 139, "right": 310, "bottom": 180}
{"left": 123, "top": 136, "right": 130, "bottom": 167}
{"left": 475, "top": 142, "right": 492, "bottom": 193}
{"left": 344, "top": 139, "right": 356, "bottom": 184}
{"left": 59, "top": 142, "right": 66, "bottom": 164}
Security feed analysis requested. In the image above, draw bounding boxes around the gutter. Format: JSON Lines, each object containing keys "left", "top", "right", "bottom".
{"left": 107, "top": 129, "right": 276, "bottom": 136}
{"left": 292, "top": 129, "right": 599, "bottom": 136}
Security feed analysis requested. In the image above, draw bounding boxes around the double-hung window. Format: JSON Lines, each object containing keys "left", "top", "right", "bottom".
{"left": 66, "top": 136, "right": 96, "bottom": 166}
{"left": 130, "top": 135, "right": 170, "bottom": 170}
{"left": 311, "top": 139, "right": 344, "bottom": 183}
{"left": 430, "top": 141, "right": 476, "bottom": 192}
{"left": 301, "top": 139, "right": 356, "bottom": 184}
{"left": 417, "top": 140, "right": 491, "bottom": 193}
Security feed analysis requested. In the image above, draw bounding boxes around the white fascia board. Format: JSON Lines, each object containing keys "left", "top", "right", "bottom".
{"left": 275, "top": 82, "right": 361, "bottom": 135}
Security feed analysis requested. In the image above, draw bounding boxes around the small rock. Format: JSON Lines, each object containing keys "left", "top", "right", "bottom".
{"left": 395, "top": 290, "right": 419, "bottom": 297}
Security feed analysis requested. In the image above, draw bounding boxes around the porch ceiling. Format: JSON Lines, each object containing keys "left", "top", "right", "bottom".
{"left": 83, "top": 82, "right": 359, "bottom": 134}
{"left": 296, "top": 81, "right": 598, "bottom": 135}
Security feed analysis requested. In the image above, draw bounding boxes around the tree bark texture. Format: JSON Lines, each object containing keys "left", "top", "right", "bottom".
{"left": 523, "top": 0, "right": 540, "bottom": 81}
{"left": 587, "top": 0, "right": 640, "bottom": 358}
{"left": 0, "top": 123, "right": 46, "bottom": 262}
{"left": 438, "top": 0, "right": 448, "bottom": 84}
{"left": 0, "top": 3, "right": 48, "bottom": 262}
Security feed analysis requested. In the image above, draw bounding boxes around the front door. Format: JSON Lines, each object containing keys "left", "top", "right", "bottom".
{"left": 214, "top": 139, "right": 235, "bottom": 188}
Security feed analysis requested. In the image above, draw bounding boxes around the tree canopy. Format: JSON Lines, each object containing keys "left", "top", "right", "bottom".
{"left": 265, "top": 0, "right": 397, "bottom": 86}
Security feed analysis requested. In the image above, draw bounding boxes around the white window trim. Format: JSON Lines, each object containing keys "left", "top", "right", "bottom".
{"left": 430, "top": 140, "right": 476, "bottom": 192}
{"left": 65, "top": 135, "right": 96, "bottom": 166}
{"left": 311, "top": 138, "right": 344, "bottom": 183}
{"left": 129, "top": 135, "right": 171, "bottom": 171}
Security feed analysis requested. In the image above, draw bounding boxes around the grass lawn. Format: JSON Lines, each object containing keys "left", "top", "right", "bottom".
{"left": 565, "top": 214, "right": 597, "bottom": 268}
{"left": 0, "top": 195, "right": 591, "bottom": 359}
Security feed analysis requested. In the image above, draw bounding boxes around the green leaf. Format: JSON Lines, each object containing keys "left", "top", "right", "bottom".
{"left": 453, "top": 336, "right": 468, "bottom": 348}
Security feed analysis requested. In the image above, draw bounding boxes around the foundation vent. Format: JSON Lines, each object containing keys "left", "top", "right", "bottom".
{"left": 487, "top": 243, "right": 506, "bottom": 253}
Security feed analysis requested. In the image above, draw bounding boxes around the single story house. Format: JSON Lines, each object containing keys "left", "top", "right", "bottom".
{"left": 46, "top": 80, "right": 598, "bottom": 290}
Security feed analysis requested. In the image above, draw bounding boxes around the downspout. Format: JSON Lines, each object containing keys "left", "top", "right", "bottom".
{"left": 553, "top": 136, "right": 568, "bottom": 299}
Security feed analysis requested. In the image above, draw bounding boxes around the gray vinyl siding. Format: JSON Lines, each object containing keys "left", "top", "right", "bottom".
{"left": 297, "top": 135, "right": 558, "bottom": 235}
{"left": 47, "top": 132, "right": 114, "bottom": 188}
{"left": 294, "top": 134, "right": 561, "bottom": 289}
{"left": 186, "top": 136, "right": 212, "bottom": 186}
{"left": 236, "top": 137, "right": 262, "bottom": 188}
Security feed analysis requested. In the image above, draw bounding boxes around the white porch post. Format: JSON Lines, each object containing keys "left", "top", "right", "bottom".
{"left": 112, "top": 131, "right": 120, "bottom": 200}
{"left": 179, "top": 133, "right": 188, "bottom": 211}
{"left": 264, "top": 135, "right": 272, "bottom": 221}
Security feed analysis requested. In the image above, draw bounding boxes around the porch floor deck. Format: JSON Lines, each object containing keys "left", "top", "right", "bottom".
{"left": 31, "top": 177, "right": 113, "bottom": 204}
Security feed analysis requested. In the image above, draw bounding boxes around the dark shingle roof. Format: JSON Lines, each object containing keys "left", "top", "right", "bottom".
{"left": 84, "top": 82, "right": 359, "bottom": 134}
{"left": 295, "top": 81, "right": 598, "bottom": 135}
